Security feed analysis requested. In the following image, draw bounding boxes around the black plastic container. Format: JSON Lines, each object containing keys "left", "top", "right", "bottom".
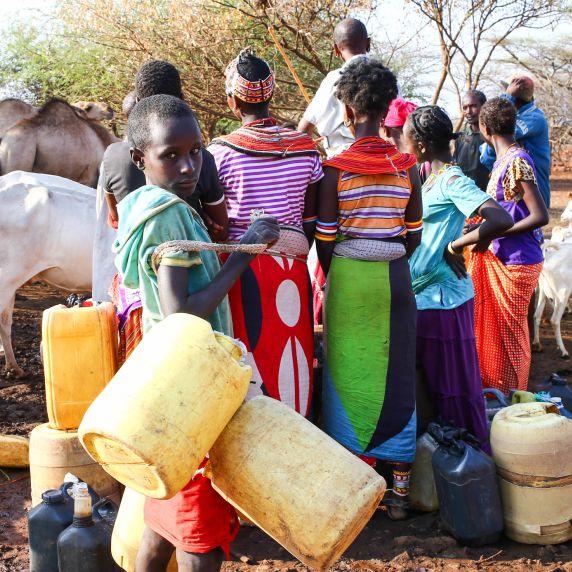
{"left": 429, "top": 422, "right": 503, "bottom": 546}
{"left": 57, "top": 512, "right": 118, "bottom": 572}
{"left": 92, "top": 498, "right": 118, "bottom": 526}
{"left": 28, "top": 489, "right": 74, "bottom": 572}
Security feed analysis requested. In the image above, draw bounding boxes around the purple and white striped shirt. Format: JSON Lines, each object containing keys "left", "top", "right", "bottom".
{"left": 209, "top": 139, "right": 323, "bottom": 241}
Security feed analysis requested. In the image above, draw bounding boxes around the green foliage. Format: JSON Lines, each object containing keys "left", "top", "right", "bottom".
{"left": 0, "top": 23, "right": 132, "bottom": 109}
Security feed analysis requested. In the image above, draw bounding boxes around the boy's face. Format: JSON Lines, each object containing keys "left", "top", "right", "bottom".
{"left": 137, "top": 115, "right": 203, "bottom": 199}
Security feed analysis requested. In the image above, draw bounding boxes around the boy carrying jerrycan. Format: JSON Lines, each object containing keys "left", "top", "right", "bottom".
{"left": 111, "top": 94, "right": 279, "bottom": 571}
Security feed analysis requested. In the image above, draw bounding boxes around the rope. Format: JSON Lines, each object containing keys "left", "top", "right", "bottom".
{"left": 152, "top": 240, "right": 309, "bottom": 273}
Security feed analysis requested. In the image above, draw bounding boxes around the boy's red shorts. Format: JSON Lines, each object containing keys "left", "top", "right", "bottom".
{"left": 144, "top": 461, "right": 239, "bottom": 557}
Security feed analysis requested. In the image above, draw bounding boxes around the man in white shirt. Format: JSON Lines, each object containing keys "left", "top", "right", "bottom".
{"left": 298, "top": 18, "right": 370, "bottom": 158}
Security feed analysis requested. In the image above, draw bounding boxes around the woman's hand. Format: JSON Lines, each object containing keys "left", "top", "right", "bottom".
{"left": 472, "top": 239, "right": 491, "bottom": 253}
{"left": 443, "top": 245, "right": 467, "bottom": 279}
{"left": 462, "top": 223, "right": 480, "bottom": 235}
{"left": 240, "top": 216, "right": 280, "bottom": 246}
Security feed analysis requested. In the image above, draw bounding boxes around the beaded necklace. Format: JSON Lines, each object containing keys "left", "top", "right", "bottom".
{"left": 422, "top": 163, "right": 455, "bottom": 192}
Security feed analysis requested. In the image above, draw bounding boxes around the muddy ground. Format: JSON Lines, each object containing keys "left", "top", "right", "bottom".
{"left": 1, "top": 182, "right": 571, "bottom": 571}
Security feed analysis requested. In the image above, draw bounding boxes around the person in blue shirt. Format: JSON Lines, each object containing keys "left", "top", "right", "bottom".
{"left": 481, "top": 76, "right": 551, "bottom": 206}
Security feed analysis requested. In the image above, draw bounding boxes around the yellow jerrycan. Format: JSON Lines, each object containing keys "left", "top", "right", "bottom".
{"left": 29, "top": 423, "right": 120, "bottom": 507}
{"left": 491, "top": 402, "right": 572, "bottom": 544}
{"left": 112, "top": 487, "right": 177, "bottom": 571}
{"left": 79, "top": 313, "right": 252, "bottom": 499}
{"left": 205, "top": 396, "right": 386, "bottom": 571}
{"left": 0, "top": 435, "right": 29, "bottom": 468}
{"left": 42, "top": 303, "right": 119, "bottom": 430}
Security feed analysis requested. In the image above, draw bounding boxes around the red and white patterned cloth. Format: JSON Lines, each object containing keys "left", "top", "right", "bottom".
{"left": 469, "top": 250, "right": 542, "bottom": 393}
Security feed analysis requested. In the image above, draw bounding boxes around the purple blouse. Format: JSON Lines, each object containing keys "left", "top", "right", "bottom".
{"left": 488, "top": 147, "right": 543, "bottom": 266}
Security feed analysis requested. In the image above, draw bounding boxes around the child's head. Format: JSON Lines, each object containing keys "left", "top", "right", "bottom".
{"left": 135, "top": 60, "right": 183, "bottom": 100}
{"left": 128, "top": 94, "right": 202, "bottom": 198}
{"left": 479, "top": 97, "right": 516, "bottom": 146}
{"left": 225, "top": 49, "right": 274, "bottom": 119}
{"left": 335, "top": 59, "right": 397, "bottom": 127}
{"left": 381, "top": 98, "right": 418, "bottom": 152}
{"left": 403, "top": 105, "right": 458, "bottom": 162}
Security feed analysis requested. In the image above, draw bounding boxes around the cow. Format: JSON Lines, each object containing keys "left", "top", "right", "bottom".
{"left": 0, "top": 171, "right": 96, "bottom": 377}
{"left": 532, "top": 241, "right": 572, "bottom": 359}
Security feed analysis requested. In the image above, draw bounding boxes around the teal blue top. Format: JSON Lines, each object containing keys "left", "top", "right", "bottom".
{"left": 113, "top": 185, "right": 232, "bottom": 335}
{"left": 409, "top": 166, "right": 490, "bottom": 311}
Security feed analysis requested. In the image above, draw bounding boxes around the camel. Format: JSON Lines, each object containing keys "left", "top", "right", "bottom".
{"left": 72, "top": 101, "right": 114, "bottom": 121}
{"left": 0, "top": 98, "right": 114, "bottom": 140}
{"left": 0, "top": 99, "right": 120, "bottom": 188}
{"left": 0, "top": 99, "right": 37, "bottom": 140}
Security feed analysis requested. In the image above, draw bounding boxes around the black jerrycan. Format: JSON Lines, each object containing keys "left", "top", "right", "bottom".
{"left": 28, "top": 489, "right": 74, "bottom": 572}
{"left": 57, "top": 483, "right": 119, "bottom": 572}
{"left": 428, "top": 422, "right": 503, "bottom": 546}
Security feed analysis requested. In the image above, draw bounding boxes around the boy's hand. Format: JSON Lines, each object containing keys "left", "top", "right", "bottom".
{"left": 240, "top": 216, "right": 280, "bottom": 246}
{"left": 201, "top": 211, "right": 226, "bottom": 242}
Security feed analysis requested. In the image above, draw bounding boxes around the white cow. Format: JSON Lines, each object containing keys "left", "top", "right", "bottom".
{"left": 532, "top": 241, "right": 572, "bottom": 359}
{"left": 0, "top": 171, "right": 95, "bottom": 377}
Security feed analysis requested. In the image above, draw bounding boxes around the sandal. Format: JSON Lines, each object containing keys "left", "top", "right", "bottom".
{"left": 380, "top": 490, "right": 410, "bottom": 521}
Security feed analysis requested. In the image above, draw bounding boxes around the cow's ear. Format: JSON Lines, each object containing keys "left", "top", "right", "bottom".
{"left": 130, "top": 147, "right": 144, "bottom": 170}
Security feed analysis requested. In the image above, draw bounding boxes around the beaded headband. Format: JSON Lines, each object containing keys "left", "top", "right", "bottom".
{"left": 225, "top": 49, "right": 275, "bottom": 104}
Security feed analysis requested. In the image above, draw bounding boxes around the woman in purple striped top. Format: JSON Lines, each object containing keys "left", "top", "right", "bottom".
{"left": 208, "top": 49, "right": 323, "bottom": 418}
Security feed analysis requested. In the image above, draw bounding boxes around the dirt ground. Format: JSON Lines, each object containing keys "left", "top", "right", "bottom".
{"left": 1, "top": 182, "right": 571, "bottom": 572}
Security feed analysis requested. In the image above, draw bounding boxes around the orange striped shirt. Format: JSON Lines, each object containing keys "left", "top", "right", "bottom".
{"left": 337, "top": 170, "right": 412, "bottom": 239}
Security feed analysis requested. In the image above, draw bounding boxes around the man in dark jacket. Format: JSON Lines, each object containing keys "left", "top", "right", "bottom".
{"left": 453, "top": 90, "right": 490, "bottom": 192}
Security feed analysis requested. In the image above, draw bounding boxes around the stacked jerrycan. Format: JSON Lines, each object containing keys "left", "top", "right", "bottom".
{"left": 491, "top": 401, "right": 572, "bottom": 544}
{"left": 79, "top": 314, "right": 387, "bottom": 570}
{"left": 30, "top": 303, "right": 121, "bottom": 507}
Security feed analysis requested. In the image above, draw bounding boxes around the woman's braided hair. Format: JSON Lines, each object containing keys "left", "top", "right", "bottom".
{"left": 335, "top": 58, "right": 398, "bottom": 120}
{"left": 407, "top": 105, "right": 458, "bottom": 153}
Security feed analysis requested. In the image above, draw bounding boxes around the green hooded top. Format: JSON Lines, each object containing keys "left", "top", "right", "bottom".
{"left": 113, "top": 185, "right": 232, "bottom": 336}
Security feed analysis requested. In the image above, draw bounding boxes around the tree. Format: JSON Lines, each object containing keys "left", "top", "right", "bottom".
{"left": 409, "top": 0, "right": 567, "bottom": 126}
{"left": 52, "top": 0, "right": 379, "bottom": 138}
{"left": 1, "top": 0, "right": 425, "bottom": 139}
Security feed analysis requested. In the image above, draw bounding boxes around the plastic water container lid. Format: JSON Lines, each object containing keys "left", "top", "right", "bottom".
{"left": 42, "top": 490, "right": 65, "bottom": 504}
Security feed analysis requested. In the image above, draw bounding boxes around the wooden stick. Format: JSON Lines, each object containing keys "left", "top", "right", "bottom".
{"left": 268, "top": 26, "right": 312, "bottom": 104}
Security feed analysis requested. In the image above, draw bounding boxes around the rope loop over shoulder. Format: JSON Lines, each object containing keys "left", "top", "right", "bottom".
{"left": 152, "top": 240, "right": 267, "bottom": 273}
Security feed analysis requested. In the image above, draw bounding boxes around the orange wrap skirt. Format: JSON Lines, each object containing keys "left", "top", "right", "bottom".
{"left": 469, "top": 250, "right": 542, "bottom": 393}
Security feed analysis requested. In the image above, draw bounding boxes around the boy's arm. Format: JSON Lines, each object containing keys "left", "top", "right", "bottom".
{"left": 157, "top": 217, "right": 279, "bottom": 319}
{"left": 298, "top": 117, "right": 316, "bottom": 136}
